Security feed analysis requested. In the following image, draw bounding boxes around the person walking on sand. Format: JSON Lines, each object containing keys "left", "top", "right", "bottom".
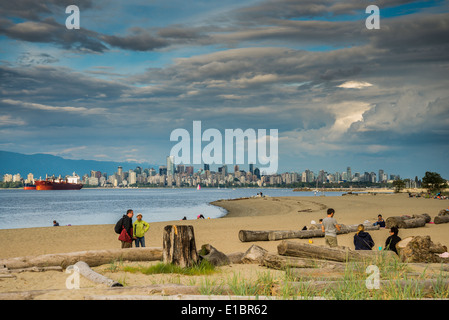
{"left": 133, "top": 213, "right": 150, "bottom": 247}
{"left": 353, "top": 224, "right": 375, "bottom": 250}
{"left": 118, "top": 209, "right": 134, "bottom": 249}
{"left": 321, "top": 208, "right": 341, "bottom": 247}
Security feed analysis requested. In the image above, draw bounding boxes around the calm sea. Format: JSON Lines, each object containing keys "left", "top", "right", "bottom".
{"left": 0, "top": 188, "right": 343, "bottom": 229}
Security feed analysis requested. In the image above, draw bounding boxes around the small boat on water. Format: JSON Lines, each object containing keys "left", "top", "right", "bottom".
{"left": 197, "top": 184, "right": 201, "bottom": 190}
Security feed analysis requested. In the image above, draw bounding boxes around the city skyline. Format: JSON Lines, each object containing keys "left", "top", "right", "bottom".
{"left": 3, "top": 156, "right": 411, "bottom": 188}
{"left": 0, "top": 149, "right": 440, "bottom": 185}
{"left": 1, "top": 1, "right": 448, "bottom": 179}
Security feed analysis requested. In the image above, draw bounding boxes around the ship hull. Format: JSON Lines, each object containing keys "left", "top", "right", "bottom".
{"left": 35, "top": 181, "right": 83, "bottom": 190}
{"left": 24, "top": 185, "right": 36, "bottom": 190}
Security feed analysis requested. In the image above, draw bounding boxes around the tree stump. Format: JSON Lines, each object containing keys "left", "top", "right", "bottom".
{"left": 163, "top": 225, "right": 199, "bottom": 268}
{"left": 397, "top": 236, "right": 448, "bottom": 263}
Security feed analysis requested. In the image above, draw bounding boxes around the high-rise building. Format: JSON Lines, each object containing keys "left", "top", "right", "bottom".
{"left": 117, "top": 166, "right": 124, "bottom": 180}
{"left": 249, "top": 163, "right": 254, "bottom": 175}
{"left": 186, "top": 166, "right": 194, "bottom": 176}
{"left": 204, "top": 164, "right": 210, "bottom": 171}
{"left": 159, "top": 166, "right": 167, "bottom": 176}
{"left": 254, "top": 167, "right": 260, "bottom": 179}
{"left": 176, "top": 165, "right": 185, "bottom": 174}
{"left": 167, "top": 156, "right": 175, "bottom": 176}
{"left": 129, "top": 170, "right": 137, "bottom": 185}
{"left": 378, "top": 169, "right": 386, "bottom": 183}
{"left": 346, "top": 167, "right": 352, "bottom": 182}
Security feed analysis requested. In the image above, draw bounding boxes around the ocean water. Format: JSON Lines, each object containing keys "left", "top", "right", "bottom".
{"left": 0, "top": 188, "right": 343, "bottom": 229}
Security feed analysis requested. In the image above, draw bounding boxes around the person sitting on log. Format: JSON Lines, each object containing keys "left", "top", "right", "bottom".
{"left": 373, "top": 214, "right": 386, "bottom": 228}
{"left": 353, "top": 224, "right": 375, "bottom": 250}
{"left": 384, "top": 226, "right": 401, "bottom": 255}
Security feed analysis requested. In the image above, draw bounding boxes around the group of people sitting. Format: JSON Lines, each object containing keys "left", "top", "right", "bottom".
{"left": 354, "top": 214, "right": 401, "bottom": 253}
{"left": 305, "top": 213, "right": 402, "bottom": 254}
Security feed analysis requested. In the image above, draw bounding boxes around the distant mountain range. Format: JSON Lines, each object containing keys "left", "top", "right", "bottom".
{"left": 0, "top": 150, "right": 160, "bottom": 179}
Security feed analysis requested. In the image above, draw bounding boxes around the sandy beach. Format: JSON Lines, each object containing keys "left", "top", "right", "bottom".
{"left": 1, "top": 192, "right": 448, "bottom": 299}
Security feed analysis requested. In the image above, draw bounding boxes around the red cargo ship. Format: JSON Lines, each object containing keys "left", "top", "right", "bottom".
{"left": 24, "top": 183, "right": 36, "bottom": 190}
{"left": 35, "top": 173, "right": 83, "bottom": 190}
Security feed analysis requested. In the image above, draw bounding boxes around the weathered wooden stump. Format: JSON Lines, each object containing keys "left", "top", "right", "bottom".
{"left": 163, "top": 225, "right": 199, "bottom": 268}
{"left": 396, "top": 236, "right": 448, "bottom": 263}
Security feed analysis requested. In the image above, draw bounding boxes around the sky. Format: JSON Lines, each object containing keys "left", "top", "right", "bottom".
{"left": 1, "top": 0, "right": 448, "bottom": 179}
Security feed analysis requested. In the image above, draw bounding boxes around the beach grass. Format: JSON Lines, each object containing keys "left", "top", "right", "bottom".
{"left": 106, "top": 252, "right": 449, "bottom": 300}
{"left": 120, "top": 259, "right": 217, "bottom": 276}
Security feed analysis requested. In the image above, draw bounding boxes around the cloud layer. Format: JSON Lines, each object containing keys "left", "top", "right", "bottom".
{"left": 1, "top": 0, "right": 448, "bottom": 177}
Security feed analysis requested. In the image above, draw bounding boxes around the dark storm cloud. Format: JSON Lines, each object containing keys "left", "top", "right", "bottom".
{"left": 0, "top": 0, "right": 95, "bottom": 21}
{"left": 232, "top": 0, "right": 427, "bottom": 20}
{"left": 100, "top": 28, "right": 169, "bottom": 51}
{"left": 0, "top": 17, "right": 109, "bottom": 53}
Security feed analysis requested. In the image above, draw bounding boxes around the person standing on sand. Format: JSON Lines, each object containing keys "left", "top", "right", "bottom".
{"left": 133, "top": 213, "right": 150, "bottom": 247}
{"left": 119, "top": 209, "right": 134, "bottom": 248}
{"left": 321, "top": 208, "right": 341, "bottom": 247}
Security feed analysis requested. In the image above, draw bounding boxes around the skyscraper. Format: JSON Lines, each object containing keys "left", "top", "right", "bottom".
{"left": 346, "top": 167, "right": 352, "bottom": 182}
{"left": 117, "top": 166, "right": 124, "bottom": 182}
{"left": 167, "top": 156, "right": 175, "bottom": 176}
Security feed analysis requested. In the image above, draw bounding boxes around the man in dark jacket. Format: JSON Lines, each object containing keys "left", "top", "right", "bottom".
{"left": 354, "top": 224, "right": 375, "bottom": 250}
{"left": 385, "top": 226, "right": 401, "bottom": 254}
{"left": 120, "top": 209, "right": 134, "bottom": 248}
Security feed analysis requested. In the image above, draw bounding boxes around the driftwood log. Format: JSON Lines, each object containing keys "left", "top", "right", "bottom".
{"left": 238, "top": 230, "right": 274, "bottom": 242}
{"left": 0, "top": 266, "right": 63, "bottom": 273}
{"left": 396, "top": 236, "right": 448, "bottom": 263}
{"left": 227, "top": 252, "right": 245, "bottom": 264}
{"left": 0, "top": 247, "right": 163, "bottom": 269}
{"left": 239, "top": 223, "right": 379, "bottom": 242}
{"left": 73, "top": 261, "right": 123, "bottom": 287}
{"left": 385, "top": 216, "right": 427, "bottom": 229}
{"left": 241, "top": 245, "right": 268, "bottom": 264}
{"left": 277, "top": 240, "right": 398, "bottom": 263}
{"left": 275, "top": 279, "right": 449, "bottom": 295}
{"left": 198, "top": 244, "right": 230, "bottom": 266}
{"left": 268, "top": 224, "right": 379, "bottom": 241}
{"left": 262, "top": 252, "right": 347, "bottom": 271}
{"left": 163, "top": 225, "right": 199, "bottom": 268}
{"left": 434, "top": 215, "right": 449, "bottom": 224}
{"left": 0, "top": 283, "right": 235, "bottom": 300}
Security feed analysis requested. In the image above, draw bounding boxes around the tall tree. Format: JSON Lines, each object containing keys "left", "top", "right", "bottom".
{"left": 422, "top": 172, "right": 448, "bottom": 193}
